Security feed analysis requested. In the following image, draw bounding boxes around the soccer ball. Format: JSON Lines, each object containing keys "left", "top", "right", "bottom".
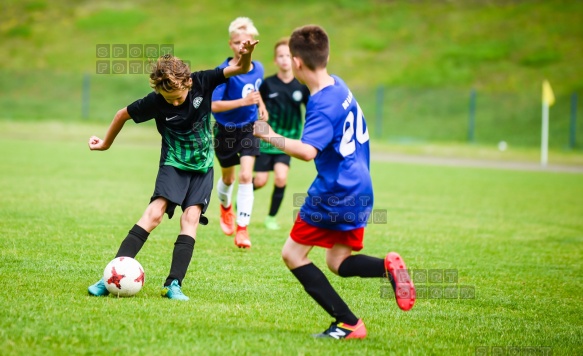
{"left": 103, "top": 257, "right": 145, "bottom": 297}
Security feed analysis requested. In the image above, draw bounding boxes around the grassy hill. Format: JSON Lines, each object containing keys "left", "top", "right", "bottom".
{"left": 1, "top": 0, "right": 582, "bottom": 149}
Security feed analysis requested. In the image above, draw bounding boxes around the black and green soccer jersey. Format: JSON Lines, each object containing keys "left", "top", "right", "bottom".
{"left": 127, "top": 68, "right": 227, "bottom": 173}
{"left": 258, "top": 75, "right": 310, "bottom": 154}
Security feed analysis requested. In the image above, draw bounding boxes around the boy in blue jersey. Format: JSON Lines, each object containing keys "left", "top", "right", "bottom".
{"left": 254, "top": 25, "right": 416, "bottom": 339}
{"left": 212, "top": 17, "right": 268, "bottom": 249}
{"left": 86, "top": 39, "right": 259, "bottom": 300}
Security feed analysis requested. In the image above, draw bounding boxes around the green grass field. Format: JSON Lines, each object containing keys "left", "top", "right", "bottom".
{"left": 2, "top": 1, "right": 582, "bottom": 354}
{"left": 1, "top": 121, "right": 581, "bottom": 355}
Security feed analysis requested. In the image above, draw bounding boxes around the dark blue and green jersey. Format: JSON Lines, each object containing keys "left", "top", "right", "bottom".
{"left": 258, "top": 74, "right": 309, "bottom": 154}
{"left": 127, "top": 68, "right": 227, "bottom": 173}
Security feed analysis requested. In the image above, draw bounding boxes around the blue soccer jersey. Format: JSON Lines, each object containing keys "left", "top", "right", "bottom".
{"left": 299, "top": 75, "right": 373, "bottom": 231}
{"left": 211, "top": 59, "right": 264, "bottom": 128}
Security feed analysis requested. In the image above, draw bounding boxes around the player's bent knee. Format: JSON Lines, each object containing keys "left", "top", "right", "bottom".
{"left": 239, "top": 172, "right": 253, "bottom": 184}
{"left": 274, "top": 177, "right": 287, "bottom": 187}
{"left": 144, "top": 198, "right": 167, "bottom": 226}
{"left": 182, "top": 207, "right": 202, "bottom": 223}
{"left": 281, "top": 251, "right": 291, "bottom": 267}
{"left": 254, "top": 178, "right": 267, "bottom": 188}
{"left": 145, "top": 210, "right": 164, "bottom": 227}
{"left": 281, "top": 251, "right": 297, "bottom": 269}
{"left": 222, "top": 176, "right": 236, "bottom": 186}
{"left": 325, "top": 254, "right": 346, "bottom": 276}
{"left": 181, "top": 215, "right": 200, "bottom": 227}
{"left": 282, "top": 250, "right": 309, "bottom": 270}
{"left": 326, "top": 262, "right": 340, "bottom": 275}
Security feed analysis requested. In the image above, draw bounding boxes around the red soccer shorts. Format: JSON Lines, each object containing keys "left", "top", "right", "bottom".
{"left": 290, "top": 215, "right": 364, "bottom": 251}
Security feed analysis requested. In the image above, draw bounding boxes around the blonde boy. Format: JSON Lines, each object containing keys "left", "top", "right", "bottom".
{"left": 212, "top": 17, "right": 268, "bottom": 248}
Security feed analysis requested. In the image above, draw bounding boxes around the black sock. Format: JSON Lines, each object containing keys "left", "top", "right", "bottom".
{"left": 337, "top": 255, "right": 385, "bottom": 278}
{"left": 165, "top": 235, "right": 195, "bottom": 287}
{"left": 291, "top": 263, "right": 358, "bottom": 325}
{"left": 338, "top": 255, "right": 396, "bottom": 289}
{"left": 269, "top": 185, "right": 286, "bottom": 216}
{"left": 115, "top": 224, "right": 149, "bottom": 258}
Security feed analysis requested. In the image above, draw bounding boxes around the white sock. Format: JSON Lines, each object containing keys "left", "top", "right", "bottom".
{"left": 217, "top": 178, "right": 233, "bottom": 208}
{"left": 236, "top": 183, "right": 254, "bottom": 227}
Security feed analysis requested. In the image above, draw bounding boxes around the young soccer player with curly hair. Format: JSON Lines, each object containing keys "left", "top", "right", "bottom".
{"left": 87, "top": 39, "right": 259, "bottom": 300}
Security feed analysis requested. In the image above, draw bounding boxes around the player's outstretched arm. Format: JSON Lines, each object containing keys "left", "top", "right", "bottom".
{"left": 212, "top": 89, "right": 262, "bottom": 113}
{"left": 88, "top": 107, "right": 132, "bottom": 151}
{"left": 223, "top": 39, "right": 259, "bottom": 78}
{"left": 253, "top": 121, "right": 317, "bottom": 161}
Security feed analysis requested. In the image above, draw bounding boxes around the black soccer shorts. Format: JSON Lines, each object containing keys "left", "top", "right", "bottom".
{"left": 150, "top": 165, "right": 213, "bottom": 224}
{"left": 254, "top": 153, "right": 291, "bottom": 172}
{"left": 213, "top": 122, "right": 260, "bottom": 168}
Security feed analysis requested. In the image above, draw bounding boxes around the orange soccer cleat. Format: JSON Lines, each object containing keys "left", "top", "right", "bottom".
{"left": 313, "top": 319, "right": 367, "bottom": 339}
{"left": 234, "top": 228, "right": 251, "bottom": 249}
{"left": 219, "top": 204, "right": 236, "bottom": 236}
{"left": 384, "top": 252, "right": 416, "bottom": 311}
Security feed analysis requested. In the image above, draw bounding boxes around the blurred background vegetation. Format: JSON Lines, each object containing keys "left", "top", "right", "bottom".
{"left": 1, "top": 0, "right": 582, "bottom": 150}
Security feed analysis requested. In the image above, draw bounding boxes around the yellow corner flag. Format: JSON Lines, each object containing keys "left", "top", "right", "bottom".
{"left": 542, "top": 80, "right": 555, "bottom": 106}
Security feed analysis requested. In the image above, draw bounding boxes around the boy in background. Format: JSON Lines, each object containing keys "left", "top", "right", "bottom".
{"left": 254, "top": 37, "right": 309, "bottom": 230}
{"left": 212, "top": 17, "right": 268, "bottom": 249}
{"left": 87, "top": 39, "right": 258, "bottom": 300}
{"left": 254, "top": 25, "right": 415, "bottom": 339}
